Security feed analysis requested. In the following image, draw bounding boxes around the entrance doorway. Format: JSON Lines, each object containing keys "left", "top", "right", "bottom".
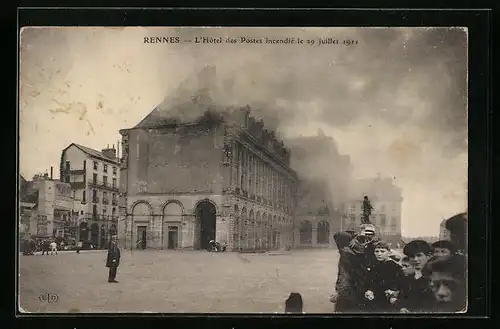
{"left": 137, "top": 225, "right": 147, "bottom": 249}
{"left": 167, "top": 226, "right": 179, "bottom": 249}
{"left": 195, "top": 200, "right": 216, "bottom": 250}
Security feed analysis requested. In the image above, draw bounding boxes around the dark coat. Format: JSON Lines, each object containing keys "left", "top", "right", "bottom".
{"left": 106, "top": 243, "right": 121, "bottom": 268}
{"left": 333, "top": 232, "right": 378, "bottom": 312}
{"left": 397, "top": 275, "right": 435, "bottom": 312}
{"left": 360, "top": 259, "right": 403, "bottom": 311}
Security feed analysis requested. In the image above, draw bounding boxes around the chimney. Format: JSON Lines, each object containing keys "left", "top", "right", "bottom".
{"left": 102, "top": 145, "right": 117, "bottom": 160}
{"left": 50, "top": 167, "right": 53, "bottom": 179}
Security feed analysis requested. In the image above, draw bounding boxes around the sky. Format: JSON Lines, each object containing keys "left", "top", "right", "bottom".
{"left": 19, "top": 27, "right": 468, "bottom": 237}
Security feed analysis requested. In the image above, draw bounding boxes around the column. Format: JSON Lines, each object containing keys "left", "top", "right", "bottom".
{"left": 231, "top": 142, "right": 238, "bottom": 190}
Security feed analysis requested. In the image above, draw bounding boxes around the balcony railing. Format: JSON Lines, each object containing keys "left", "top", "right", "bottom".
{"left": 70, "top": 181, "right": 86, "bottom": 189}
{"left": 88, "top": 180, "right": 119, "bottom": 191}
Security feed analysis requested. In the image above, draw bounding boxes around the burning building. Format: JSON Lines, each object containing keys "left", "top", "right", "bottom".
{"left": 119, "top": 104, "right": 298, "bottom": 251}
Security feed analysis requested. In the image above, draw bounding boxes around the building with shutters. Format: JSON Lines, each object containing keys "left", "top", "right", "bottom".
{"left": 60, "top": 143, "right": 121, "bottom": 248}
{"left": 119, "top": 103, "right": 298, "bottom": 251}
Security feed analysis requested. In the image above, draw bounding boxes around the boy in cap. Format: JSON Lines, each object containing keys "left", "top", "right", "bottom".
{"left": 360, "top": 241, "right": 403, "bottom": 312}
{"left": 398, "top": 240, "right": 434, "bottom": 312}
{"left": 431, "top": 240, "right": 456, "bottom": 258}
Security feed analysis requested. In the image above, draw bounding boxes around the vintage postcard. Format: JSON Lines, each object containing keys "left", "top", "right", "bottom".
{"left": 18, "top": 26, "right": 468, "bottom": 314}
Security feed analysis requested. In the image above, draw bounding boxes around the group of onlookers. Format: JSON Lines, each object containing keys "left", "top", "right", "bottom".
{"left": 283, "top": 213, "right": 467, "bottom": 314}
{"left": 328, "top": 214, "right": 466, "bottom": 313}
{"left": 22, "top": 238, "right": 60, "bottom": 255}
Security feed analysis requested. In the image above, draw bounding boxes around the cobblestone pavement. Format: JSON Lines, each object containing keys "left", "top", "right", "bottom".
{"left": 19, "top": 249, "right": 339, "bottom": 313}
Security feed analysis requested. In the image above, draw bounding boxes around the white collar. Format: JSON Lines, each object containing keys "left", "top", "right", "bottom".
{"left": 414, "top": 270, "right": 423, "bottom": 279}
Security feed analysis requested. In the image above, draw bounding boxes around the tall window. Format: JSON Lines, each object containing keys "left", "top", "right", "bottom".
{"left": 103, "top": 191, "right": 108, "bottom": 203}
{"left": 102, "top": 207, "right": 107, "bottom": 219}
{"left": 112, "top": 207, "right": 116, "bottom": 218}
{"left": 93, "top": 173, "right": 97, "bottom": 184}
{"left": 112, "top": 193, "right": 117, "bottom": 202}
{"left": 103, "top": 164, "right": 108, "bottom": 173}
{"left": 380, "top": 214, "right": 387, "bottom": 226}
{"left": 112, "top": 178, "right": 117, "bottom": 189}
{"left": 92, "top": 189, "right": 98, "bottom": 203}
{"left": 93, "top": 161, "right": 98, "bottom": 170}
{"left": 92, "top": 205, "right": 97, "bottom": 216}
{"left": 350, "top": 204, "right": 356, "bottom": 213}
{"left": 82, "top": 190, "right": 86, "bottom": 203}
{"left": 113, "top": 166, "right": 117, "bottom": 175}
{"left": 103, "top": 176, "right": 108, "bottom": 186}
{"left": 65, "top": 161, "right": 70, "bottom": 171}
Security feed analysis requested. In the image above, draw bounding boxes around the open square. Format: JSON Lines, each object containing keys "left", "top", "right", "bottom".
{"left": 19, "top": 250, "right": 338, "bottom": 313}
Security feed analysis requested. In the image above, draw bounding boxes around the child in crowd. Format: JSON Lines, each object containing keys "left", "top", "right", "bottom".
{"left": 285, "top": 292, "right": 303, "bottom": 314}
{"left": 397, "top": 240, "right": 435, "bottom": 312}
{"left": 400, "top": 256, "right": 415, "bottom": 277}
{"left": 422, "top": 254, "right": 466, "bottom": 312}
{"left": 361, "top": 241, "right": 403, "bottom": 312}
{"left": 431, "top": 240, "right": 456, "bottom": 258}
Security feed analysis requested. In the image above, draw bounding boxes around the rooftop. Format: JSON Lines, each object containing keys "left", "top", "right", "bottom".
{"left": 64, "top": 143, "right": 119, "bottom": 164}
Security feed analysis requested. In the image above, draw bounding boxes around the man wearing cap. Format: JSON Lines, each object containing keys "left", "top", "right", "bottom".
{"left": 330, "top": 224, "right": 379, "bottom": 312}
{"left": 106, "top": 235, "right": 121, "bottom": 283}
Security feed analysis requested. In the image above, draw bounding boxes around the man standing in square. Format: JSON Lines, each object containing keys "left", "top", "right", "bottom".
{"left": 106, "top": 235, "right": 121, "bottom": 283}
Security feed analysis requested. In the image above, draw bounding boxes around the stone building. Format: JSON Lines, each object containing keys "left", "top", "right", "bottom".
{"left": 345, "top": 176, "right": 403, "bottom": 245}
{"left": 60, "top": 143, "right": 120, "bottom": 247}
{"left": 119, "top": 106, "right": 298, "bottom": 251}
{"left": 293, "top": 179, "right": 342, "bottom": 248}
{"left": 286, "top": 133, "right": 351, "bottom": 248}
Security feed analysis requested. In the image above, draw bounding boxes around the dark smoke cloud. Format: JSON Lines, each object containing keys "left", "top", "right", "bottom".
{"left": 20, "top": 27, "right": 467, "bottom": 236}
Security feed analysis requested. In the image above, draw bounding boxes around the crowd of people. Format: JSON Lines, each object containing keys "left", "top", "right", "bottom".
{"left": 327, "top": 214, "right": 467, "bottom": 313}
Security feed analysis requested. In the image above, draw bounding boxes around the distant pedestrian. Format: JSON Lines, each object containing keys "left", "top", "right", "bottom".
{"left": 50, "top": 241, "right": 58, "bottom": 255}
{"left": 106, "top": 235, "right": 121, "bottom": 283}
{"left": 41, "top": 240, "right": 50, "bottom": 255}
{"left": 76, "top": 241, "right": 83, "bottom": 254}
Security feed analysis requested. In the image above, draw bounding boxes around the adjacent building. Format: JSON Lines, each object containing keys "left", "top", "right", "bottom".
{"left": 60, "top": 143, "right": 120, "bottom": 247}
{"left": 345, "top": 176, "right": 403, "bottom": 244}
{"left": 293, "top": 179, "right": 342, "bottom": 248}
{"left": 286, "top": 133, "right": 352, "bottom": 248}
{"left": 19, "top": 173, "right": 79, "bottom": 241}
{"left": 119, "top": 105, "right": 298, "bottom": 251}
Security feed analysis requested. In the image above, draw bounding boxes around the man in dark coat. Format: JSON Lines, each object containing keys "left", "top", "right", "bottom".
{"left": 330, "top": 225, "right": 379, "bottom": 312}
{"left": 106, "top": 235, "right": 121, "bottom": 283}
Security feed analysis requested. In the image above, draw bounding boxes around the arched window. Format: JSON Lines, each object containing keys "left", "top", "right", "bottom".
{"left": 300, "top": 220, "right": 312, "bottom": 244}
{"left": 132, "top": 202, "right": 151, "bottom": 222}
{"left": 163, "top": 202, "right": 183, "bottom": 222}
{"left": 317, "top": 221, "right": 330, "bottom": 244}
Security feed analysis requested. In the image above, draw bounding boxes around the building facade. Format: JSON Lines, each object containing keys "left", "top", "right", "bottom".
{"left": 293, "top": 179, "right": 342, "bottom": 248}
{"left": 119, "top": 107, "right": 298, "bottom": 251}
{"left": 60, "top": 143, "right": 120, "bottom": 248}
{"left": 20, "top": 174, "right": 79, "bottom": 241}
{"left": 345, "top": 176, "right": 403, "bottom": 245}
